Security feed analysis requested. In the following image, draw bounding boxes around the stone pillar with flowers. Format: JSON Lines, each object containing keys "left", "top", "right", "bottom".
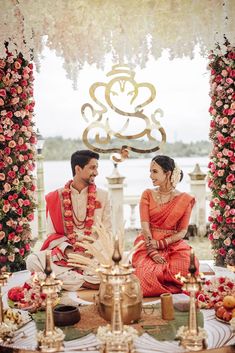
{"left": 207, "top": 39, "right": 235, "bottom": 267}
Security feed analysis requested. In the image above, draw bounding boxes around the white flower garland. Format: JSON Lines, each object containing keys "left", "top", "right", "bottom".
{"left": 170, "top": 165, "right": 181, "bottom": 188}
{"left": 1, "top": 1, "right": 235, "bottom": 85}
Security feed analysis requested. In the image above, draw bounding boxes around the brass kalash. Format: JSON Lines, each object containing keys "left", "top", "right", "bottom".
{"left": 97, "top": 239, "right": 138, "bottom": 353}
{"left": 97, "top": 243, "right": 142, "bottom": 325}
{"left": 176, "top": 250, "right": 207, "bottom": 351}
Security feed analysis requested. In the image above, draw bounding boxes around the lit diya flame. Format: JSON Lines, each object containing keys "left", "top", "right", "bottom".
{"left": 175, "top": 272, "right": 187, "bottom": 283}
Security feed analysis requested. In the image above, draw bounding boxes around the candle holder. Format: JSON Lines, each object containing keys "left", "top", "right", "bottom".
{"left": 37, "top": 252, "right": 64, "bottom": 352}
{"left": 176, "top": 250, "right": 207, "bottom": 351}
{"left": 97, "top": 239, "right": 138, "bottom": 353}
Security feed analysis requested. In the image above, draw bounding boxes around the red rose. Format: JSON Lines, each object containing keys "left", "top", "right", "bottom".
{"left": 23, "top": 282, "right": 32, "bottom": 290}
{"left": 95, "top": 200, "right": 102, "bottom": 209}
{"left": 227, "top": 281, "right": 234, "bottom": 289}
{"left": 8, "top": 287, "right": 24, "bottom": 302}
{"left": 85, "top": 219, "right": 94, "bottom": 228}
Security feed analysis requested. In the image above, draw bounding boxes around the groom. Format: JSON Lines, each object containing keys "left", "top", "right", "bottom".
{"left": 26, "top": 150, "right": 112, "bottom": 290}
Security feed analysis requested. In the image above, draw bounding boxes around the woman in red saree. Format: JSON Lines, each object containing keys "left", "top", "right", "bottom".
{"left": 132, "top": 155, "right": 199, "bottom": 297}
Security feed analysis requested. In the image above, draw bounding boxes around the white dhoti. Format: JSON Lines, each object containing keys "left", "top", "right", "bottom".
{"left": 26, "top": 251, "right": 100, "bottom": 291}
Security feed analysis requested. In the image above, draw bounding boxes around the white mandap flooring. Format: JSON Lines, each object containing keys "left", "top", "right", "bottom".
{"left": 1, "top": 260, "right": 235, "bottom": 353}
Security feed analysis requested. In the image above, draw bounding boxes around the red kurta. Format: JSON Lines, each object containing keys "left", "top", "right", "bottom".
{"left": 132, "top": 190, "right": 199, "bottom": 297}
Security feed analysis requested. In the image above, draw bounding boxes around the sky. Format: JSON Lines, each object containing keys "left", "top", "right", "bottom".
{"left": 34, "top": 47, "right": 211, "bottom": 143}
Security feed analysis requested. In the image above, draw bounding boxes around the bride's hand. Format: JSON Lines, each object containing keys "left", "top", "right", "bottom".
{"left": 149, "top": 250, "right": 167, "bottom": 264}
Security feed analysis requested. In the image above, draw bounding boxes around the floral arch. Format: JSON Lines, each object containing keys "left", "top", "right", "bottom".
{"left": 0, "top": 0, "right": 234, "bottom": 270}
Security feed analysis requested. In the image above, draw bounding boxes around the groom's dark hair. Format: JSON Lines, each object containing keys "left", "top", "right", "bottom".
{"left": 71, "top": 150, "right": 99, "bottom": 176}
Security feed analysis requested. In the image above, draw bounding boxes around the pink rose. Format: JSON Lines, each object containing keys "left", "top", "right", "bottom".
{"left": 0, "top": 231, "right": 5, "bottom": 241}
{"left": 3, "top": 204, "right": 10, "bottom": 213}
{"left": 0, "top": 173, "right": 6, "bottom": 181}
{"left": 4, "top": 183, "right": 11, "bottom": 192}
{"left": 0, "top": 60, "right": 6, "bottom": 68}
{"left": 8, "top": 140, "right": 16, "bottom": 148}
{"left": 221, "top": 69, "right": 228, "bottom": 77}
{"left": 8, "top": 254, "right": 15, "bottom": 262}
{"left": 14, "top": 61, "right": 21, "bottom": 69}
{"left": 25, "top": 243, "right": 30, "bottom": 251}
{"left": 0, "top": 98, "right": 4, "bottom": 106}
{"left": 224, "top": 238, "right": 231, "bottom": 246}
{"left": 226, "top": 77, "right": 233, "bottom": 84}
{"left": 222, "top": 117, "right": 229, "bottom": 124}
{"left": 23, "top": 199, "right": 30, "bottom": 206}
{"left": 27, "top": 213, "right": 34, "bottom": 221}
{"left": 11, "top": 97, "right": 19, "bottom": 105}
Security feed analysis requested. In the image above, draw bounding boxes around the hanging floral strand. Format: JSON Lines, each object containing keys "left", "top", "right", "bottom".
{"left": 0, "top": 46, "right": 37, "bottom": 271}
{"left": 207, "top": 37, "right": 235, "bottom": 267}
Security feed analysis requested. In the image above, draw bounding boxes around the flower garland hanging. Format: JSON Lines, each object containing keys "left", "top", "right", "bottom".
{"left": 0, "top": 47, "right": 36, "bottom": 272}
{"left": 207, "top": 38, "right": 235, "bottom": 267}
{"left": 1, "top": 1, "right": 235, "bottom": 87}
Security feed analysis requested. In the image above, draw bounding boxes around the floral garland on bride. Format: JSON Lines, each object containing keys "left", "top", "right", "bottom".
{"left": 61, "top": 181, "right": 99, "bottom": 248}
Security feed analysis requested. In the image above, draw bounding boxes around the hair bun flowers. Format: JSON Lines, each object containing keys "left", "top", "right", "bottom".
{"left": 171, "top": 165, "right": 182, "bottom": 188}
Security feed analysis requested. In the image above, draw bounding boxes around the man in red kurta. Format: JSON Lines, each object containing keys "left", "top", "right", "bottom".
{"left": 26, "top": 150, "right": 111, "bottom": 290}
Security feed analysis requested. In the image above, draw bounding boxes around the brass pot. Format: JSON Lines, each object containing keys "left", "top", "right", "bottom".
{"left": 97, "top": 274, "right": 142, "bottom": 324}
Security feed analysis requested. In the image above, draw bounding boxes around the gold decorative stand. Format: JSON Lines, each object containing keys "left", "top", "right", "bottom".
{"left": 176, "top": 250, "right": 207, "bottom": 351}
{"left": 37, "top": 253, "right": 64, "bottom": 352}
{"left": 0, "top": 270, "right": 13, "bottom": 343}
{"left": 97, "top": 240, "right": 138, "bottom": 353}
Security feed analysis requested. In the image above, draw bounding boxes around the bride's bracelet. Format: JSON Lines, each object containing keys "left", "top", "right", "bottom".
{"left": 156, "top": 238, "right": 168, "bottom": 250}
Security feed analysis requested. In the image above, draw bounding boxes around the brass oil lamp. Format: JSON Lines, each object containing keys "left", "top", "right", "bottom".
{"left": 97, "top": 240, "right": 138, "bottom": 353}
{"left": 177, "top": 250, "right": 207, "bottom": 351}
{"left": 37, "top": 252, "right": 64, "bottom": 352}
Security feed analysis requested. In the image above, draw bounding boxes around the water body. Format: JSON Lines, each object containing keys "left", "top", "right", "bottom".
{"left": 42, "top": 157, "right": 209, "bottom": 228}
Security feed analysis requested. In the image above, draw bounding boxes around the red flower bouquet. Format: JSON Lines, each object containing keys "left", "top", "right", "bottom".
{"left": 7, "top": 272, "right": 60, "bottom": 312}
{"left": 197, "top": 276, "right": 235, "bottom": 309}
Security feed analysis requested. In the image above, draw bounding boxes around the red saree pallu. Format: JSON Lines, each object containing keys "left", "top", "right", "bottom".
{"left": 132, "top": 190, "right": 199, "bottom": 297}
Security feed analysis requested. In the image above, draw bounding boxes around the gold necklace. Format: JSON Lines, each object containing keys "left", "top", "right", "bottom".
{"left": 158, "top": 188, "right": 174, "bottom": 195}
{"left": 155, "top": 189, "right": 173, "bottom": 205}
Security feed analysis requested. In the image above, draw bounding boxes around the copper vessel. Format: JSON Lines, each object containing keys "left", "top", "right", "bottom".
{"left": 97, "top": 273, "right": 142, "bottom": 324}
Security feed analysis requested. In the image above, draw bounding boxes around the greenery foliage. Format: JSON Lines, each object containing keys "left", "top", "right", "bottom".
{"left": 43, "top": 137, "right": 212, "bottom": 161}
